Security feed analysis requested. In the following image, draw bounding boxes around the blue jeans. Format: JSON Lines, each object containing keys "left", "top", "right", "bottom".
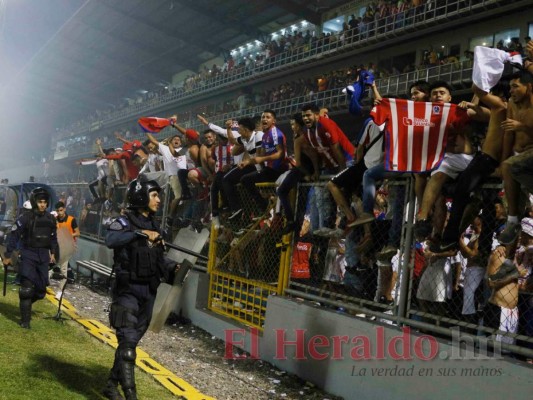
{"left": 362, "top": 164, "right": 385, "bottom": 213}
{"left": 362, "top": 164, "right": 404, "bottom": 247}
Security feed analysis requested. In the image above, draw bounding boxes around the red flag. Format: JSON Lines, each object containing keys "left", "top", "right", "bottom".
{"left": 138, "top": 117, "right": 173, "bottom": 133}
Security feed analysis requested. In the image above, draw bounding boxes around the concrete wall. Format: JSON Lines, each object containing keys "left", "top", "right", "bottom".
{"left": 81, "top": 242, "right": 533, "bottom": 400}
{"left": 181, "top": 272, "right": 533, "bottom": 400}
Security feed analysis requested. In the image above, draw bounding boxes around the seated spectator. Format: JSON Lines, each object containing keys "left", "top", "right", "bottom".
{"left": 223, "top": 117, "right": 263, "bottom": 220}
{"left": 230, "top": 109, "right": 288, "bottom": 220}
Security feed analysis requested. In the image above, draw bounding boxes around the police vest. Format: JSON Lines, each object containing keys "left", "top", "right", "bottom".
{"left": 27, "top": 212, "right": 56, "bottom": 249}
{"left": 122, "top": 212, "right": 164, "bottom": 285}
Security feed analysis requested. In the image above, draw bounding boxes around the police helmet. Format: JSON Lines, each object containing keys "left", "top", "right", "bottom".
{"left": 29, "top": 187, "right": 50, "bottom": 209}
{"left": 126, "top": 174, "right": 161, "bottom": 210}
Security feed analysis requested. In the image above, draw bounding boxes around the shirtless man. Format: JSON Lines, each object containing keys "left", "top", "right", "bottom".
{"left": 496, "top": 71, "right": 533, "bottom": 244}
{"left": 487, "top": 71, "right": 533, "bottom": 282}
{"left": 485, "top": 232, "right": 528, "bottom": 345}
{"left": 435, "top": 40, "right": 533, "bottom": 252}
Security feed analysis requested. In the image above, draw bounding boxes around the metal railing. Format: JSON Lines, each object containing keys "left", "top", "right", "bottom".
{"left": 57, "top": 60, "right": 475, "bottom": 160}
{"left": 54, "top": 0, "right": 513, "bottom": 140}
{"left": 285, "top": 176, "right": 533, "bottom": 359}
{"left": 28, "top": 165, "right": 533, "bottom": 359}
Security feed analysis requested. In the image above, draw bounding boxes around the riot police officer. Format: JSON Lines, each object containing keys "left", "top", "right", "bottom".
{"left": 3, "top": 187, "right": 59, "bottom": 329}
{"left": 103, "top": 174, "right": 174, "bottom": 400}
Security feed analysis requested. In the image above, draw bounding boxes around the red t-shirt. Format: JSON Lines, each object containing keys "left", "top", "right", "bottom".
{"left": 105, "top": 151, "right": 140, "bottom": 181}
{"left": 370, "top": 98, "right": 469, "bottom": 172}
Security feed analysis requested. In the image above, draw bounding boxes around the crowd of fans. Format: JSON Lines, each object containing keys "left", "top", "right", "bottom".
{"left": 10, "top": 0, "right": 533, "bottom": 360}
{"left": 54, "top": 41, "right": 481, "bottom": 158}
{"left": 53, "top": 0, "right": 486, "bottom": 143}
{"left": 68, "top": 39, "right": 533, "bottom": 358}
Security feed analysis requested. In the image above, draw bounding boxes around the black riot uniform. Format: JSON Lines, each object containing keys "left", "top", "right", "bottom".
{"left": 4, "top": 187, "right": 59, "bottom": 329}
{"left": 103, "top": 175, "right": 174, "bottom": 400}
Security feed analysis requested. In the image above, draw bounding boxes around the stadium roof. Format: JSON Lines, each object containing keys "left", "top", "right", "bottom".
{"left": 1, "top": 0, "right": 349, "bottom": 122}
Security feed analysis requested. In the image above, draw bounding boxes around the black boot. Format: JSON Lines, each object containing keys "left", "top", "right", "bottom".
{"left": 123, "top": 388, "right": 137, "bottom": 400}
{"left": 19, "top": 298, "right": 32, "bottom": 329}
{"left": 119, "top": 347, "right": 137, "bottom": 400}
{"left": 102, "top": 379, "right": 124, "bottom": 400}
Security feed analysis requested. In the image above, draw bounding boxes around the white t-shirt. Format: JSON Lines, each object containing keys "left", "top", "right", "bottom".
{"left": 81, "top": 158, "right": 108, "bottom": 180}
{"left": 139, "top": 153, "right": 160, "bottom": 174}
{"left": 238, "top": 130, "right": 264, "bottom": 170}
{"left": 158, "top": 143, "right": 179, "bottom": 175}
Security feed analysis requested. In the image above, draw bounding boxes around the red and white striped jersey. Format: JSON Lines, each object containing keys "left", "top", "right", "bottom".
{"left": 212, "top": 143, "right": 234, "bottom": 173}
{"left": 370, "top": 98, "right": 469, "bottom": 172}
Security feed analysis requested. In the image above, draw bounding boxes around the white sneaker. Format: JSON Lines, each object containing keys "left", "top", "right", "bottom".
{"left": 55, "top": 291, "right": 62, "bottom": 300}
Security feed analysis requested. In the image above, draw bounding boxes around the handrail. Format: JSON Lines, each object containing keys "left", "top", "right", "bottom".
{"left": 58, "top": 61, "right": 474, "bottom": 158}
{"left": 53, "top": 0, "right": 515, "bottom": 141}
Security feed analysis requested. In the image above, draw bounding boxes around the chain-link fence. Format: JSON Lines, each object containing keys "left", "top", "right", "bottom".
{"left": 207, "top": 183, "right": 291, "bottom": 330}
{"left": 407, "top": 182, "right": 533, "bottom": 356}
{"left": 285, "top": 175, "right": 533, "bottom": 359}
{"left": 286, "top": 176, "right": 413, "bottom": 319}
{"left": 41, "top": 170, "right": 533, "bottom": 357}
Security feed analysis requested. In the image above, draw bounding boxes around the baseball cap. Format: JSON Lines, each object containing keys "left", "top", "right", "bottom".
{"left": 185, "top": 129, "right": 199, "bottom": 141}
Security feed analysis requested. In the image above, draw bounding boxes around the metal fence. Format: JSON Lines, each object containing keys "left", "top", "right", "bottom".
{"left": 207, "top": 183, "right": 292, "bottom": 330}
{"left": 40, "top": 169, "right": 533, "bottom": 358}
{"left": 283, "top": 175, "right": 533, "bottom": 359}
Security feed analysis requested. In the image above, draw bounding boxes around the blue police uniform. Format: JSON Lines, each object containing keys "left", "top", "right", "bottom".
{"left": 104, "top": 209, "right": 172, "bottom": 399}
{"left": 4, "top": 206, "right": 59, "bottom": 328}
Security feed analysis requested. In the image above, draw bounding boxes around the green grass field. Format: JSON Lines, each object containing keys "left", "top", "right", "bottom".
{"left": 0, "top": 272, "right": 178, "bottom": 400}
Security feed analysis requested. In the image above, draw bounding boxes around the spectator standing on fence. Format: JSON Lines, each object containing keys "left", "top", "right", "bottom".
{"left": 145, "top": 133, "right": 185, "bottom": 225}
{"left": 301, "top": 103, "right": 355, "bottom": 233}
{"left": 276, "top": 113, "right": 316, "bottom": 235}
